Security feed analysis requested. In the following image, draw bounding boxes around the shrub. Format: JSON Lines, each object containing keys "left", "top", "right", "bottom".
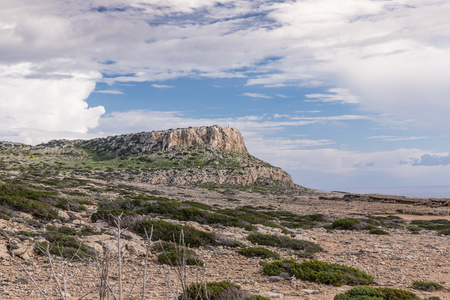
{"left": 262, "top": 259, "right": 373, "bottom": 286}
{"left": 173, "top": 207, "right": 207, "bottom": 222}
{"left": 181, "top": 281, "right": 241, "bottom": 300}
{"left": 134, "top": 219, "right": 215, "bottom": 248}
{"left": 410, "top": 219, "right": 450, "bottom": 235}
{"left": 247, "top": 233, "right": 323, "bottom": 253}
{"left": 438, "top": 228, "right": 450, "bottom": 235}
{"left": 412, "top": 280, "right": 443, "bottom": 291}
{"left": 238, "top": 247, "right": 280, "bottom": 259}
{"left": 157, "top": 250, "right": 204, "bottom": 266}
{"left": 91, "top": 209, "right": 137, "bottom": 223}
{"left": 0, "top": 211, "right": 10, "bottom": 220}
{"left": 245, "top": 296, "right": 270, "bottom": 300}
{"left": 37, "top": 229, "right": 94, "bottom": 260}
{"left": 334, "top": 286, "right": 425, "bottom": 300}
{"left": 297, "top": 251, "right": 315, "bottom": 259}
{"left": 334, "top": 286, "right": 384, "bottom": 300}
{"left": 329, "top": 218, "right": 363, "bottom": 230}
{"left": 369, "top": 229, "right": 389, "bottom": 235}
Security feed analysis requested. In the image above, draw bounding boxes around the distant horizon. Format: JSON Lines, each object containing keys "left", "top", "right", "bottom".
{"left": 335, "top": 185, "right": 450, "bottom": 199}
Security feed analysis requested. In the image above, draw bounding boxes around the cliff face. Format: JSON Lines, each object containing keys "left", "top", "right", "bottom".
{"left": 42, "top": 126, "right": 248, "bottom": 155}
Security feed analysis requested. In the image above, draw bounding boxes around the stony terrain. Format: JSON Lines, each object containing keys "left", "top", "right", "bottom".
{"left": 0, "top": 126, "right": 448, "bottom": 300}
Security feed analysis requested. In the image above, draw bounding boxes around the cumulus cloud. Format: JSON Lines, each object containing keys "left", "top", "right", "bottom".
{"left": 0, "top": 65, "right": 105, "bottom": 144}
{"left": 2, "top": 0, "right": 450, "bottom": 141}
{"left": 412, "top": 153, "right": 450, "bottom": 166}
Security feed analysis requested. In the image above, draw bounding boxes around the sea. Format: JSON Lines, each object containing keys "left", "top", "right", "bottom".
{"left": 341, "top": 186, "right": 450, "bottom": 199}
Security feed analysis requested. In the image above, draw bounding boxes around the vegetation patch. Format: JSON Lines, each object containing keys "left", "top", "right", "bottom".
{"left": 36, "top": 226, "right": 94, "bottom": 260}
{"left": 327, "top": 218, "right": 365, "bottom": 230}
{"left": 262, "top": 259, "right": 373, "bottom": 286}
{"left": 247, "top": 233, "right": 323, "bottom": 253}
{"left": 369, "top": 229, "right": 389, "bottom": 235}
{"left": 334, "top": 286, "right": 425, "bottom": 300}
{"left": 134, "top": 219, "right": 215, "bottom": 248}
{"left": 238, "top": 247, "right": 280, "bottom": 259}
{"left": 180, "top": 281, "right": 269, "bottom": 300}
{"left": 412, "top": 280, "right": 443, "bottom": 291}
{"left": 409, "top": 219, "right": 450, "bottom": 235}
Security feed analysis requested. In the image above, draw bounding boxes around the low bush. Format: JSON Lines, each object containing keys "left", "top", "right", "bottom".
{"left": 247, "top": 233, "right": 323, "bottom": 253}
{"left": 262, "top": 259, "right": 373, "bottom": 286}
{"left": 36, "top": 228, "right": 94, "bottom": 260}
{"left": 369, "top": 229, "right": 389, "bottom": 235}
{"left": 180, "top": 281, "right": 242, "bottom": 300}
{"left": 409, "top": 219, "right": 450, "bottom": 235}
{"left": 238, "top": 247, "right": 280, "bottom": 259}
{"left": 154, "top": 241, "right": 203, "bottom": 266}
{"left": 180, "top": 281, "right": 269, "bottom": 300}
{"left": 91, "top": 209, "right": 137, "bottom": 223}
{"left": 412, "top": 280, "right": 443, "bottom": 291}
{"left": 328, "top": 218, "right": 364, "bottom": 230}
{"left": 297, "top": 251, "right": 315, "bottom": 259}
{"left": 0, "top": 211, "right": 10, "bottom": 220}
{"left": 334, "top": 286, "right": 424, "bottom": 300}
{"left": 157, "top": 250, "right": 203, "bottom": 266}
{"left": 134, "top": 219, "right": 215, "bottom": 248}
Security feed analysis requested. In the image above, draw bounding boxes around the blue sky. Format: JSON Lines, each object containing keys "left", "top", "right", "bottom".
{"left": 1, "top": 0, "right": 450, "bottom": 191}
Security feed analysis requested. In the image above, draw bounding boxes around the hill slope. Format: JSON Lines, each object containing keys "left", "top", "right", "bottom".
{"left": 0, "top": 126, "right": 300, "bottom": 192}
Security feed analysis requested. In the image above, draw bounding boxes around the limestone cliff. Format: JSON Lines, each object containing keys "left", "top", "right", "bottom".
{"left": 42, "top": 126, "right": 248, "bottom": 155}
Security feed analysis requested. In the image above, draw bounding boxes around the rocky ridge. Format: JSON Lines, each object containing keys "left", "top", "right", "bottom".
{"left": 0, "top": 126, "right": 295, "bottom": 188}
{"left": 41, "top": 126, "right": 249, "bottom": 155}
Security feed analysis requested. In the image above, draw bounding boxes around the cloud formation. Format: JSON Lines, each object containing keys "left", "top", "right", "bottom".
{"left": 2, "top": 0, "right": 450, "bottom": 142}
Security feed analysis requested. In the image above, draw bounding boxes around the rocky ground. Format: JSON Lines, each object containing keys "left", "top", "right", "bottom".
{"left": 1, "top": 180, "right": 449, "bottom": 300}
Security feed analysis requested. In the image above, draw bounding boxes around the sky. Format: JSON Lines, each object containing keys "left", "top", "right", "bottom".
{"left": 1, "top": 0, "right": 450, "bottom": 191}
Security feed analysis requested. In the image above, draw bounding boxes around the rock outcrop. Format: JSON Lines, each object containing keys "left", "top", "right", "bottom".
{"left": 41, "top": 126, "right": 248, "bottom": 155}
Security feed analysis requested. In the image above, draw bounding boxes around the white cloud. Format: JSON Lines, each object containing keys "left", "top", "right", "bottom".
{"left": 305, "top": 88, "right": 359, "bottom": 104}
{"left": 367, "top": 136, "right": 427, "bottom": 142}
{"left": 0, "top": 65, "right": 105, "bottom": 144}
{"left": 242, "top": 93, "right": 272, "bottom": 99}
{"left": 95, "top": 90, "right": 124, "bottom": 94}
{"left": 151, "top": 84, "right": 174, "bottom": 88}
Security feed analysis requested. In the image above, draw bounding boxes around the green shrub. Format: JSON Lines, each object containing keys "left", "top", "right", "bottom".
{"left": 412, "top": 280, "right": 443, "bottom": 291}
{"left": 16, "top": 230, "right": 34, "bottom": 237}
{"left": 0, "top": 211, "right": 10, "bottom": 220}
{"left": 91, "top": 209, "right": 137, "bottom": 223}
{"left": 157, "top": 250, "right": 203, "bottom": 266}
{"left": 173, "top": 207, "right": 207, "bottom": 222}
{"left": 154, "top": 241, "right": 203, "bottom": 266}
{"left": 329, "top": 218, "right": 363, "bottom": 230}
{"left": 297, "top": 251, "right": 315, "bottom": 259}
{"left": 438, "top": 228, "right": 450, "bottom": 235}
{"left": 134, "top": 219, "right": 215, "bottom": 248}
{"left": 334, "top": 286, "right": 424, "bottom": 300}
{"left": 245, "top": 296, "right": 270, "bottom": 300}
{"left": 263, "top": 259, "right": 373, "bottom": 286}
{"left": 410, "top": 219, "right": 450, "bottom": 234}
{"left": 247, "top": 233, "right": 323, "bottom": 253}
{"left": 238, "top": 247, "right": 280, "bottom": 259}
{"left": 369, "top": 229, "right": 389, "bottom": 235}
{"left": 180, "top": 281, "right": 244, "bottom": 300}
{"left": 37, "top": 228, "right": 93, "bottom": 260}
{"left": 334, "top": 286, "right": 384, "bottom": 300}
